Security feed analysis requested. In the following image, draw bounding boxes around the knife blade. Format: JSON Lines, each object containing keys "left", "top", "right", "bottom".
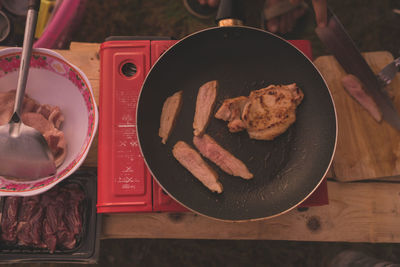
{"left": 316, "top": 9, "right": 400, "bottom": 130}
{"left": 377, "top": 57, "right": 400, "bottom": 87}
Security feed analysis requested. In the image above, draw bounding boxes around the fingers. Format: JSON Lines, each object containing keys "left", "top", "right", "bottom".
{"left": 207, "top": 0, "right": 219, "bottom": 8}
{"left": 265, "top": 0, "right": 280, "bottom": 33}
{"left": 289, "top": 0, "right": 303, "bottom": 5}
{"left": 279, "top": 13, "right": 289, "bottom": 34}
{"left": 198, "top": 0, "right": 207, "bottom": 5}
{"left": 286, "top": 10, "right": 295, "bottom": 32}
{"left": 266, "top": 7, "right": 305, "bottom": 34}
{"left": 265, "top": 0, "right": 307, "bottom": 34}
{"left": 312, "top": 0, "right": 327, "bottom": 27}
{"left": 293, "top": 5, "right": 306, "bottom": 19}
{"left": 267, "top": 18, "right": 279, "bottom": 33}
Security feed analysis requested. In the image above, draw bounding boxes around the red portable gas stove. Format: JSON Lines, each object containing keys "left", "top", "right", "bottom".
{"left": 97, "top": 37, "right": 328, "bottom": 213}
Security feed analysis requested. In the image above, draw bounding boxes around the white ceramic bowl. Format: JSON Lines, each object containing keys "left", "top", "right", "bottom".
{"left": 0, "top": 47, "right": 98, "bottom": 196}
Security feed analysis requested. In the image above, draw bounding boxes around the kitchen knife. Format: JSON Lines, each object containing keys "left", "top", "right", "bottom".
{"left": 377, "top": 57, "right": 400, "bottom": 87}
{"left": 316, "top": 9, "right": 400, "bottom": 130}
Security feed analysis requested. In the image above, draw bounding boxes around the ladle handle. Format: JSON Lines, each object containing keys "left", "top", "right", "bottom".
{"left": 13, "top": 0, "right": 40, "bottom": 117}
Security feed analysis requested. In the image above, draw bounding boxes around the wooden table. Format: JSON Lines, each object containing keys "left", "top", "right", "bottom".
{"left": 64, "top": 42, "right": 400, "bottom": 243}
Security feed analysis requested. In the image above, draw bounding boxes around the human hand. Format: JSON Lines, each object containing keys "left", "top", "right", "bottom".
{"left": 198, "top": 0, "right": 220, "bottom": 8}
{"left": 265, "top": 0, "right": 307, "bottom": 34}
{"left": 311, "top": 0, "right": 327, "bottom": 28}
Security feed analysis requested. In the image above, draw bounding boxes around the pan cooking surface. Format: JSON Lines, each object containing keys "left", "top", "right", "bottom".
{"left": 137, "top": 27, "right": 336, "bottom": 221}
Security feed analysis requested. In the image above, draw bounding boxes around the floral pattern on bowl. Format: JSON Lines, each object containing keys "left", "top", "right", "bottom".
{"left": 0, "top": 48, "right": 98, "bottom": 195}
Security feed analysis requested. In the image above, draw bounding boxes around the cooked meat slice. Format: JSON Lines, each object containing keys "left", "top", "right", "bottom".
{"left": 159, "top": 90, "right": 183, "bottom": 144}
{"left": 341, "top": 74, "right": 382, "bottom": 122}
{"left": 36, "top": 104, "right": 65, "bottom": 129}
{"left": 227, "top": 119, "right": 247, "bottom": 133}
{"left": 21, "top": 112, "right": 54, "bottom": 133}
{"left": 215, "top": 96, "right": 248, "bottom": 121}
{"left": 172, "top": 141, "right": 223, "bottom": 193}
{"left": 0, "top": 90, "right": 39, "bottom": 125}
{"left": 193, "top": 80, "right": 218, "bottom": 136}
{"left": 242, "top": 83, "right": 304, "bottom": 140}
{"left": 193, "top": 134, "right": 253, "bottom": 179}
{"left": 0, "top": 90, "right": 67, "bottom": 167}
{"left": 22, "top": 113, "right": 67, "bottom": 167}
{"left": 215, "top": 96, "right": 248, "bottom": 132}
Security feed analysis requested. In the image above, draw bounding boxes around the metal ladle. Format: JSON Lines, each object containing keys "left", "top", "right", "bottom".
{"left": 0, "top": 0, "right": 56, "bottom": 181}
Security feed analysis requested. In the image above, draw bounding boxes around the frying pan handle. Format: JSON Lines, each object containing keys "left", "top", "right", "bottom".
{"left": 216, "top": 0, "right": 244, "bottom": 26}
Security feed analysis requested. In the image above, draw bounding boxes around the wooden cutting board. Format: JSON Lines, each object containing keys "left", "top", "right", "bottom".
{"left": 314, "top": 51, "right": 400, "bottom": 182}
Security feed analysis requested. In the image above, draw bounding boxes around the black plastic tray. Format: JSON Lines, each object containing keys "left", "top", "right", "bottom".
{"left": 0, "top": 168, "right": 100, "bottom": 264}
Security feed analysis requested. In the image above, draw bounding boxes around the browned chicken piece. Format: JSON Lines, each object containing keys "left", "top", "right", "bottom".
{"left": 215, "top": 96, "right": 248, "bottom": 132}
{"left": 159, "top": 90, "right": 183, "bottom": 144}
{"left": 242, "top": 83, "right": 304, "bottom": 140}
{"left": 172, "top": 141, "right": 223, "bottom": 193}
{"left": 341, "top": 74, "right": 382, "bottom": 122}
{"left": 193, "top": 134, "right": 253, "bottom": 179}
{"left": 215, "top": 84, "right": 304, "bottom": 140}
{"left": 193, "top": 80, "right": 218, "bottom": 136}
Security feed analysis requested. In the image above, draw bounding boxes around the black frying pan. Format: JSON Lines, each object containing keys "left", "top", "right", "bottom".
{"left": 137, "top": 0, "right": 337, "bottom": 221}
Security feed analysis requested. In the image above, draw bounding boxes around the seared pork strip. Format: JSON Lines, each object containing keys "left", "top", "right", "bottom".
{"left": 172, "top": 141, "right": 223, "bottom": 193}
{"left": 193, "top": 134, "right": 253, "bottom": 179}
{"left": 341, "top": 74, "right": 382, "bottom": 122}
{"left": 193, "top": 80, "right": 218, "bottom": 136}
{"left": 159, "top": 90, "right": 183, "bottom": 144}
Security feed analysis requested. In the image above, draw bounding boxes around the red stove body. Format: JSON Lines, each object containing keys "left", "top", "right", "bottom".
{"left": 97, "top": 37, "right": 328, "bottom": 213}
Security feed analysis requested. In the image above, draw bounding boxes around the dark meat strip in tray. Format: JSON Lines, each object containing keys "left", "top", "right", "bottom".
{"left": 61, "top": 184, "right": 85, "bottom": 249}
{"left": 42, "top": 187, "right": 77, "bottom": 253}
{"left": 41, "top": 189, "right": 61, "bottom": 253}
{"left": 55, "top": 190, "right": 77, "bottom": 250}
{"left": 1, "top": 197, "right": 21, "bottom": 242}
{"left": 193, "top": 134, "right": 253, "bottom": 179}
{"left": 16, "top": 195, "right": 45, "bottom": 247}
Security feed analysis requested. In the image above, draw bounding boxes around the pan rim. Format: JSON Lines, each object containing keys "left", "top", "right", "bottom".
{"left": 136, "top": 25, "right": 338, "bottom": 222}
